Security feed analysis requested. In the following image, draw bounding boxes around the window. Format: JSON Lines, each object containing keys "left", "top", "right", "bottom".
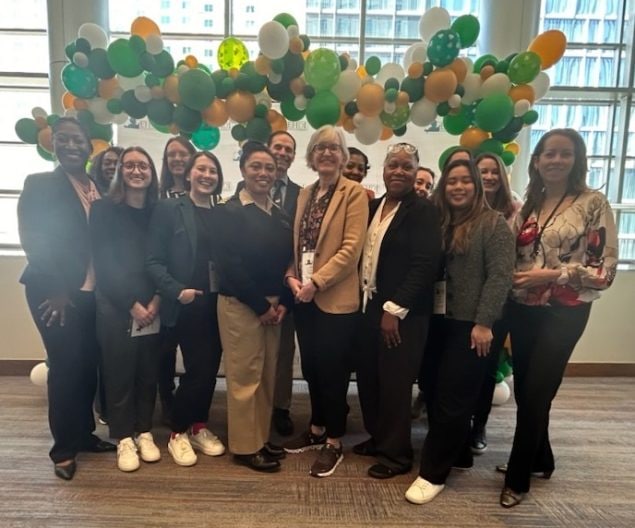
{"left": 204, "top": 19, "right": 213, "bottom": 28}
{"left": 246, "top": 5, "right": 255, "bottom": 13}
{"left": 161, "top": 1, "right": 170, "bottom": 8}
{"left": 204, "top": 4, "right": 213, "bottom": 12}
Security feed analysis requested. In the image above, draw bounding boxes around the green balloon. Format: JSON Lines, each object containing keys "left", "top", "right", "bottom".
{"left": 219, "top": 76, "right": 236, "bottom": 97}
{"left": 384, "top": 78, "right": 400, "bottom": 91}
{"left": 217, "top": 37, "right": 249, "bottom": 70}
{"left": 478, "top": 138, "right": 505, "bottom": 156}
{"left": 178, "top": 69, "right": 216, "bottom": 111}
{"left": 37, "top": 144, "right": 56, "bottom": 161}
{"left": 394, "top": 125, "right": 407, "bottom": 137}
{"left": 400, "top": 76, "right": 424, "bottom": 103}
{"left": 508, "top": 51, "right": 541, "bottom": 84}
{"left": 231, "top": 124, "right": 247, "bottom": 142}
{"left": 76, "top": 109, "right": 94, "bottom": 128}
{"left": 492, "top": 117, "right": 523, "bottom": 142}
{"left": 140, "top": 52, "right": 157, "bottom": 72}
{"left": 46, "top": 114, "right": 60, "bottom": 126}
{"left": 15, "top": 118, "right": 39, "bottom": 144}
{"left": 365, "top": 56, "right": 381, "bottom": 76}
{"left": 523, "top": 109, "right": 539, "bottom": 125}
{"left": 443, "top": 109, "right": 471, "bottom": 135}
{"left": 88, "top": 48, "right": 115, "bottom": 79}
{"left": 501, "top": 150, "right": 516, "bottom": 166}
{"left": 474, "top": 94, "right": 514, "bottom": 133}
{"left": 305, "top": 90, "right": 340, "bottom": 129}
{"left": 151, "top": 50, "right": 175, "bottom": 78}
{"left": 62, "top": 64, "right": 98, "bottom": 98}
{"left": 120, "top": 90, "right": 147, "bottom": 119}
{"left": 65, "top": 42, "right": 77, "bottom": 61}
{"left": 427, "top": 29, "right": 461, "bottom": 67}
{"left": 245, "top": 117, "right": 272, "bottom": 143}
{"left": 271, "top": 58, "right": 285, "bottom": 74}
{"left": 254, "top": 104, "right": 268, "bottom": 119}
{"left": 107, "top": 39, "right": 143, "bottom": 77}
{"left": 438, "top": 146, "right": 470, "bottom": 171}
{"left": 267, "top": 77, "right": 293, "bottom": 102}
{"left": 90, "top": 122, "right": 113, "bottom": 142}
{"left": 273, "top": 13, "right": 298, "bottom": 28}
{"left": 106, "top": 98, "right": 122, "bottom": 114}
{"left": 280, "top": 98, "right": 305, "bottom": 121}
{"left": 173, "top": 104, "right": 202, "bottom": 133}
{"left": 384, "top": 88, "right": 398, "bottom": 102}
{"left": 75, "top": 38, "right": 91, "bottom": 54}
{"left": 240, "top": 62, "right": 267, "bottom": 93}
{"left": 192, "top": 124, "right": 220, "bottom": 150}
{"left": 473, "top": 54, "right": 498, "bottom": 72}
{"left": 451, "top": 15, "right": 480, "bottom": 48}
{"left": 128, "top": 35, "right": 147, "bottom": 56}
{"left": 282, "top": 51, "right": 305, "bottom": 79}
{"left": 300, "top": 34, "right": 311, "bottom": 51}
{"left": 304, "top": 48, "right": 341, "bottom": 91}
{"left": 147, "top": 99, "right": 174, "bottom": 125}
{"left": 145, "top": 73, "right": 162, "bottom": 88}
{"left": 149, "top": 119, "right": 171, "bottom": 133}
{"left": 381, "top": 105, "right": 410, "bottom": 129}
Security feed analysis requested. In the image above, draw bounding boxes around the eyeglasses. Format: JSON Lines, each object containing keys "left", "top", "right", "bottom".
{"left": 123, "top": 161, "right": 150, "bottom": 172}
{"left": 387, "top": 143, "right": 419, "bottom": 160}
{"left": 313, "top": 143, "right": 342, "bottom": 154}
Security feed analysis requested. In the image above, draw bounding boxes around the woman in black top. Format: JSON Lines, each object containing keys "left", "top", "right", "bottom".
{"left": 147, "top": 151, "right": 225, "bottom": 467}
{"left": 159, "top": 136, "right": 196, "bottom": 198}
{"left": 90, "top": 146, "right": 123, "bottom": 196}
{"left": 215, "top": 141, "right": 293, "bottom": 473}
{"left": 90, "top": 146, "right": 162, "bottom": 473}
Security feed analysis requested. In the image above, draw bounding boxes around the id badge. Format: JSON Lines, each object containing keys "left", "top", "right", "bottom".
{"left": 301, "top": 251, "right": 315, "bottom": 285}
{"left": 433, "top": 280, "right": 446, "bottom": 315}
{"left": 208, "top": 261, "right": 219, "bottom": 293}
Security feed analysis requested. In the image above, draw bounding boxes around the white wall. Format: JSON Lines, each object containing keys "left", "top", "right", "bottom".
{"left": 1, "top": 255, "right": 633, "bottom": 363}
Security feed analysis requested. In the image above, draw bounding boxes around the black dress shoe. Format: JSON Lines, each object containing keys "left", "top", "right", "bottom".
{"left": 500, "top": 487, "right": 524, "bottom": 508}
{"left": 470, "top": 425, "right": 487, "bottom": 455}
{"left": 353, "top": 438, "right": 377, "bottom": 457}
{"left": 234, "top": 451, "right": 281, "bottom": 472}
{"left": 264, "top": 442, "right": 286, "bottom": 460}
{"left": 367, "top": 463, "right": 410, "bottom": 479}
{"left": 496, "top": 463, "right": 552, "bottom": 479}
{"left": 81, "top": 435, "right": 117, "bottom": 453}
{"left": 54, "top": 460, "right": 76, "bottom": 481}
{"left": 272, "top": 408, "right": 294, "bottom": 436}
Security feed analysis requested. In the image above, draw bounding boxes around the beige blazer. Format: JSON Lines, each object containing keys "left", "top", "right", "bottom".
{"left": 289, "top": 176, "right": 368, "bottom": 314}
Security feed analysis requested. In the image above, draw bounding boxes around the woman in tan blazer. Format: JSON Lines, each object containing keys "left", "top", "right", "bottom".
{"left": 283, "top": 125, "right": 368, "bottom": 478}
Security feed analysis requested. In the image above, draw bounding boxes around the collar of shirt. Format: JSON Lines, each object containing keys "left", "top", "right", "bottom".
{"left": 238, "top": 188, "right": 273, "bottom": 214}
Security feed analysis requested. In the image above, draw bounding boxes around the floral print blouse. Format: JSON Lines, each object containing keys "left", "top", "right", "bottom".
{"left": 511, "top": 191, "right": 618, "bottom": 307}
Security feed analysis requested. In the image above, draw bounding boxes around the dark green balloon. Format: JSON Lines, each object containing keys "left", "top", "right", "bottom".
{"left": 384, "top": 78, "right": 400, "bottom": 91}
{"left": 151, "top": 50, "right": 175, "bottom": 78}
{"left": 305, "top": 91, "right": 340, "bottom": 129}
{"left": 219, "top": 77, "right": 235, "bottom": 98}
{"left": 245, "top": 117, "right": 272, "bottom": 143}
{"left": 273, "top": 13, "right": 298, "bottom": 28}
{"left": 65, "top": 42, "right": 77, "bottom": 61}
{"left": 129, "top": 35, "right": 147, "bottom": 56}
{"left": 46, "top": 114, "right": 60, "bottom": 126}
{"left": 90, "top": 122, "right": 113, "bottom": 142}
{"left": 178, "top": 69, "right": 216, "bottom": 111}
{"left": 283, "top": 51, "right": 305, "bottom": 79}
{"left": 365, "top": 56, "right": 381, "bottom": 76}
{"left": 443, "top": 109, "right": 471, "bottom": 135}
{"left": 106, "top": 98, "right": 122, "bottom": 114}
{"left": 451, "top": 14, "right": 480, "bottom": 48}
{"left": 303, "top": 85, "right": 316, "bottom": 99}
{"left": 492, "top": 117, "right": 523, "bottom": 142}
{"left": 280, "top": 98, "right": 305, "bottom": 121}
{"left": 173, "top": 104, "right": 202, "bottom": 133}
{"left": 61, "top": 64, "right": 98, "bottom": 98}
{"left": 394, "top": 125, "right": 407, "bottom": 137}
{"left": 145, "top": 73, "right": 162, "bottom": 88}
{"left": 254, "top": 104, "right": 268, "bottom": 119}
{"left": 266, "top": 77, "right": 293, "bottom": 102}
{"left": 473, "top": 54, "right": 498, "bottom": 72}
{"left": 271, "top": 59, "right": 285, "bottom": 74}
{"left": 436, "top": 102, "right": 450, "bottom": 117}
{"left": 140, "top": 52, "right": 157, "bottom": 72}
{"left": 88, "top": 48, "right": 115, "bottom": 79}
{"left": 474, "top": 94, "right": 514, "bottom": 132}
{"left": 147, "top": 99, "right": 175, "bottom": 125}
{"left": 14, "top": 118, "right": 39, "bottom": 144}
{"left": 107, "top": 39, "right": 143, "bottom": 77}
{"left": 37, "top": 144, "right": 56, "bottom": 161}
{"left": 344, "top": 101, "right": 358, "bottom": 116}
{"left": 501, "top": 150, "right": 516, "bottom": 166}
{"left": 400, "top": 76, "right": 424, "bottom": 103}
{"left": 149, "top": 119, "right": 171, "bottom": 133}
{"left": 478, "top": 138, "right": 504, "bottom": 156}
{"left": 120, "top": 90, "right": 147, "bottom": 119}
{"left": 523, "top": 109, "right": 539, "bottom": 125}
{"left": 75, "top": 38, "right": 91, "bottom": 54}
{"left": 231, "top": 124, "right": 247, "bottom": 141}
{"left": 299, "top": 35, "right": 310, "bottom": 51}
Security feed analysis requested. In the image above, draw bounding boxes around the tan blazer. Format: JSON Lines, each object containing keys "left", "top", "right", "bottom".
{"left": 289, "top": 177, "right": 368, "bottom": 314}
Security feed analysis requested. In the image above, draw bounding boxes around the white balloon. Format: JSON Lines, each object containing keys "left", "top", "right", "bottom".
{"left": 514, "top": 99, "right": 531, "bottom": 117}
{"left": 31, "top": 107, "right": 48, "bottom": 119}
{"left": 419, "top": 7, "right": 451, "bottom": 41}
{"left": 117, "top": 73, "right": 145, "bottom": 91}
{"left": 145, "top": 35, "right": 164, "bottom": 55}
{"left": 352, "top": 112, "right": 365, "bottom": 128}
{"left": 448, "top": 94, "right": 462, "bottom": 108}
{"left": 287, "top": 25, "right": 300, "bottom": 38}
{"left": 492, "top": 381, "right": 511, "bottom": 406}
{"left": 254, "top": 91, "right": 272, "bottom": 108}
{"left": 403, "top": 42, "right": 428, "bottom": 69}
{"left": 347, "top": 58, "right": 358, "bottom": 70}
{"left": 375, "top": 62, "right": 405, "bottom": 85}
{"left": 88, "top": 97, "right": 113, "bottom": 124}
{"left": 176, "top": 65, "right": 190, "bottom": 77}
{"left": 461, "top": 72, "right": 483, "bottom": 105}
{"left": 258, "top": 21, "right": 289, "bottom": 60}
{"left": 410, "top": 97, "right": 437, "bottom": 126}
{"left": 530, "top": 71, "right": 551, "bottom": 101}
{"left": 30, "top": 362, "right": 48, "bottom": 387}
{"left": 332, "top": 70, "right": 362, "bottom": 103}
{"left": 112, "top": 113, "right": 129, "bottom": 125}
{"left": 268, "top": 71, "right": 282, "bottom": 84}
{"left": 78, "top": 23, "right": 108, "bottom": 50}
{"left": 354, "top": 116, "right": 383, "bottom": 145}
{"left": 481, "top": 72, "right": 512, "bottom": 97}
{"left": 64, "top": 109, "right": 78, "bottom": 118}
{"left": 294, "top": 95, "right": 307, "bottom": 111}
{"left": 134, "top": 85, "right": 152, "bottom": 103}
{"left": 72, "top": 52, "right": 89, "bottom": 68}
{"left": 384, "top": 101, "right": 396, "bottom": 114}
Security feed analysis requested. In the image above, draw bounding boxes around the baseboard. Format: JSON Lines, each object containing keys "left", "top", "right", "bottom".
{"left": 1, "top": 359, "right": 634, "bottom": 377}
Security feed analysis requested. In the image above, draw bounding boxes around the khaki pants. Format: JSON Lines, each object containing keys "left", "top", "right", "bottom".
{"left": 217, "top": 295, "right": 280, "bottom": 454}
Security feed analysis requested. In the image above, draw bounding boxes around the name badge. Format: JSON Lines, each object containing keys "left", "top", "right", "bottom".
{"left": 433, "top": 280, "right": 446, "bottom": 315}
{"left": 208, "top": 261, "right": 219, "bottom": 293}
{"left": 131, "top": 316, "right": 160, "bottom": 337}
{"left": 301, "top": 251, "right": 315, "bottom": 285}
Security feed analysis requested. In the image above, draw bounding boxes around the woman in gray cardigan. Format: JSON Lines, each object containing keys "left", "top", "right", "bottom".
{"left": 405, "top": 159, "right": 515, "bottom": 505}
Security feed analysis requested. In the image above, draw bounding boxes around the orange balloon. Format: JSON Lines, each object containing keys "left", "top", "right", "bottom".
{"left": 290, "top": 77, "right": 305, "bottom": 96}
{"left": 380, "top": 126, "right": 394, "bottom": 141}
{"left": 150, "top": 86, "right": 165, "bottom": 99}
{"left": 528, "top": 30, "right": 567, "bottom": 70}
{"left": 396, "top": 90, "right": 410, "bottom": 106}
{"left": 341, "top": 114, "right": 355, "bottom": 133}
{"left": 408, "top": 62, "right": 424, "bottom": 79}
{"left": 62, "top": 92, "right": 75, "bottom": 110}
{"left": 255, "top": 55, "right": 272, "bottom": 75}
{"left": 460, "top": 127, "right": 490, "bottom": 149}
{"left": 34, "top": 116, "right": 48, "bottom": 129}
{"left": 91, "top": 139, "right": 109, "bottom": 157}
{"left": 163, "top": 75, "right": 180, "bottom": 104}
{"left": 131, "top": 16, "right": 161, "bottom": 38}
{"left": 98, "top": 78, "right": 120, "bottom": 99}
{"left": 480, "top": 65, "right": 495, "bottom": 80}
{"left": 169, "top": 124, "right": 180, "bottom": 135}
{"left": 270, "top": 113, "right": 288, "bottom": 132}
{"left": 73, "top": 98, "right": 89, "bottom": 110}
{"left": 38, "top": 128, "right": 53, "bottom": 152}
{"left": 424, "top": 69, "right": 457, "bottom": 103}
{"left": 228, "top": 68, "right": 240, "bottom": 79}
{"left": 446, "top": 58, "right": 468, "bottom": 83}
{"left": 356, "top": 83, "right": 384, "bottom": 117}
{"left": 289, "top": 37, "right": 303, "bottom": 55}
{"left": 505, "top": 142, "right": 520, "bottom": 155}
{"left": 225, "top": 91, "right": 256, "bottom": 123}
{"left": 509, "top": 84, "right": 536, "bottom": 104}
{"left": 184, "top": 55, "right": 198, "bottom": 68}
{"left": 356, "top": 65, "right": 368, "bottom": 79}
{"left": 202, "top": 99, "right": 229, "bottom": 127}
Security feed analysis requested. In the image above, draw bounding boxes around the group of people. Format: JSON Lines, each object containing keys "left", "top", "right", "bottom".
{"left": 18, "top": 116, "right": 618, "bottom": 509}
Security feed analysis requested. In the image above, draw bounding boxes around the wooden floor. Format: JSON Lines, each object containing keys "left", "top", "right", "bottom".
{"left": 0, "top": 377, "right": 633, "bottom": 528}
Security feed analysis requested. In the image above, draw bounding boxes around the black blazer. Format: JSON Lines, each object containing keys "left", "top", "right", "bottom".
{"left": 234, "top": 177, "right": 301, "bottom": 220}
{"left": 367, "top": 190, "right": 442, "bottom": 318}
{"left": 146, "top": 195, "right": 214, "bottom": 327}
{"left": 18, "top": 166, "right": 93, "bottom": 298}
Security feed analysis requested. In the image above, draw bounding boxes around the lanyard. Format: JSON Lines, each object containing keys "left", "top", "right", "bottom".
{"left": 532, "top": 193, "right": 569, "bottom": 257}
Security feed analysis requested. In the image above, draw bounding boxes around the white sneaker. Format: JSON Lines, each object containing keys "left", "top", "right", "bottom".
{"left": 117, "top": 437, "right": 140, "bottom": 472}
{"left": 405, "top": 476, "right": 445, "bottom": 505}
{"left": 168, "top": 433, "right": 198, "bottom": 466}
{"left": 190, "top": 428, "right": 225, "bottom": 457}
{"left": 136, "top": 432, "right": 161, "bottom": 463}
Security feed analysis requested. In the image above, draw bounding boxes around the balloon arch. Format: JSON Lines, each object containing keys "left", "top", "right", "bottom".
{"left": 14, "top": 9, "right": 566, "bottom": 169}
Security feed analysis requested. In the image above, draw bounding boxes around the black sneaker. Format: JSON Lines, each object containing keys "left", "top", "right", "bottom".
{"left": 471, "top": 425, "right": 487, "bottom": 455}
{"left": 283, "top": 430, "right": 327, "bottom": 453}
{"left": 309, "top": 443, "right": 343, "bottom": 478}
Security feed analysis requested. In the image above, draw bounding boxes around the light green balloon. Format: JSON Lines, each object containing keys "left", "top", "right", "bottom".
{"left": 304, "top": 48, "right": 341, "bottom": 91}
{"left": 217, "top": 37, "right": 249, "bottom": 71}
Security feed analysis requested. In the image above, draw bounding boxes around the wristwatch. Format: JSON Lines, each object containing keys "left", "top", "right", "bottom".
{"left": 555, "top": 265, "right": 569, "bottom": 285}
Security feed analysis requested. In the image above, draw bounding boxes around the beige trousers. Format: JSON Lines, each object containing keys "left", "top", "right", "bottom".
{"left": 217, "top": 295, "right": 280, "bottom": 455}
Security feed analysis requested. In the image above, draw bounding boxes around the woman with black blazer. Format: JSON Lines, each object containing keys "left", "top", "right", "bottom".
{"left": 215, "top": 141, "right": 293, "bottom": 472}
{"left": 17, "top": 117, "right": 115, "bottom": 481}
{"left": 90, "top": 146, "right": 162, "bottom": 473}
{"left": 355, "top": 143, "right": 442, "bottom": 479}
{"left": 146, "top": 151, "right": 225, "bottom": 467}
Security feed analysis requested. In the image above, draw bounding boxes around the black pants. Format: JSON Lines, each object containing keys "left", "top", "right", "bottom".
{"left": 25, "top": 286, "right": 98, "bottom": 463}
{"left": 418, "top": 314, "right": 445, "bottom": 413}
{"left": 356, "top": 301, "right": 429, "bottom": 471}
{"left": 418, "top": 319, "right": 491, "bottom": 484}
{"left": 164, "top": 294, "right": 222, "bottom": 433}
{"left": 505, "top": 301, "right": 591, "bottom": 493}
{"left": 294, "top": 301, "right": 358, "bottom": 439}
{"left": 157, "top": 331, "right": 178, "bottom": 403}
{"left": 96, "top": 295, "right": 160, "bottom": 439}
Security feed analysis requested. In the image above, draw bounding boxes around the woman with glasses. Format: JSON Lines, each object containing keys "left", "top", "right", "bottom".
{"left": 354, "top": 143, "right": 442, "bottom": 479}
{"left": 90, "top": 147, "right": 161, "bottom": 472}
{"left": 283, "top": 125, "right": 368, "bottom": 478}
{"left": 90, "top": 146, "right": 123, "bottom": 196}
{"left": 18, "top": 117, "right": 115, "bottom": 481}
{"left": 405, "top": 158, "right": 514, "bottom": 505}
{"left": 147, "top": 151, "right": 225, "bottom": 467}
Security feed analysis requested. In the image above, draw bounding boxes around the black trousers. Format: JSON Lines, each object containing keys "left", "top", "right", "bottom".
{"left": 164, "top": 294, "right": 222, "bottom": 433}
{"left": 505, "top": 301, "right": 591, "bottom": 493}
{"left": 96, "top": 295, "right": 160, "bottom": 439}
{"left": 157, "top": 330, "right": 178, "bottom": 402}
{"left": 418, "top": 319, "right": 491, "bottom": 484}
{"left": 356, "top": 300, "right": 429, "bottom": 471}
{"left": 418, "top": 314, "right": 445, "bottom": 413}
{"left": 25, "top": 285, "right": 98, "bottom": 463}
{"left": 294, "top": 301, "right": 358, "bottom": 439}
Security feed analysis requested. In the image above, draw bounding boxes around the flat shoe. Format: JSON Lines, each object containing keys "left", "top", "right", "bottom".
{"left": 81, "top": 435, "right": 117, "bottom": 453}
{"left": 368, "top": 463, "right": 410, "bottom": 479}
{"left": 234, "top": 452, "right": 280, "bottom": 472}
{"left": 263, "top": 442, "right": 286, "bottom": 460}
{"left": 54, "top": 460, "right": 76, "bottom": 481}
{"left": 496, "top": 463, "right": 552, "bottom": 479}
{"left": 353, "top": 438, "right": 377, "bottom": 457}
{"left": 500, "top": 487, "right": 524, "bottom": 508}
